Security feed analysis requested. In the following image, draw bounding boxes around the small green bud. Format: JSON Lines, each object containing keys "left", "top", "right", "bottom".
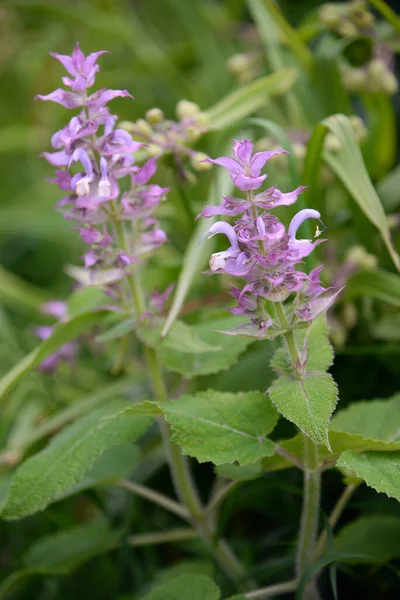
{"left": 226, "top": 53, "right": 251, "bottom": 75}
{"left": 185, "top": 125, "right": 202, "bottom": 142}
{"left": 368, "top": 58, "right": 387, "bottom": 80}
{"left": 176, "top": 99, "right": 201, "bottom": 120}
{"left": 341, "top": 66, "right": 366, "bottom": 92}
{"left": 147, "top": 143, "right": 163, "bottom": 157}
{"left": 349, "top": 115, "right": 367, "bottom": 142}
{"left": 135, "top": 118, "right": 153, "bottom": 137}
{"left": 381, "top": 72, "right": 399, "bottom": 95}
{"left": 319, "top": 4, "right": 341, "bottom": 28}
{"left": 292, "top": 143, "right": 306, "bottom": 160}
{"left": 336, "top": 19, "right": 358, "bottom": 38}
{"left": 191, "top": 152, "right": 212, "bottom": 171}
{"left": 346, "top": 244, "right": 377, "bottom": 270}
{"left": 324, "top": 133, "right": 341, "bottom": 152}
{"left": 146, "top": 107, "right": 164, "bottom": 124}
{"left": 118, "top": 120, "right": 135, "bottom": 132}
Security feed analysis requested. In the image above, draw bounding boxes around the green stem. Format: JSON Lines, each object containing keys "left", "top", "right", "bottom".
{"left": 275, "top": 302, "right": 321, "bottom": 597}
{"left": 113, "top": 216, "right": 246, "bottom": 583}
{"left": 127, "top": 528, "right": 197, "bottom": 547}
{"left": 245, "top": 579, "right": 298, "bottom": 599}
{"left": 314, "top": 483, "right": 358, "bottom": 560}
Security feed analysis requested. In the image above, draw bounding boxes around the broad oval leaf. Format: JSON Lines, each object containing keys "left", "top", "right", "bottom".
{"left": 163, "top": 390, "right": 278, "bottom": 465}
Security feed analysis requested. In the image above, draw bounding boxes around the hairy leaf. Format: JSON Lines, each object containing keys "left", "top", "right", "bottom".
{"left": 331, "top": 394, "right": 400, "bottom": 442}
{"left": 337, "top": 450, "right": 400, "bottom": 501}
{"left": 1, "top": 401, "right": 153, "bottom": 518}
{"left": 163, "top": 390, "right": 278, "bottom": 465}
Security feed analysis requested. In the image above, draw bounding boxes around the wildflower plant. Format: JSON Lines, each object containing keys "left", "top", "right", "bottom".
{"left": 2, "top": 5, "right": 400, "bottom": 598}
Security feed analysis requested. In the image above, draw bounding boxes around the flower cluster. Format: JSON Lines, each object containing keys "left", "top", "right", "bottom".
{"left": 199, "top": 139, "right": 339, "bottom": 338}
{"left": 121, "top": 100, "right": 212, "bottom": 179}
{"left": 37, "top": 44, "right": 169, "bottom": 306}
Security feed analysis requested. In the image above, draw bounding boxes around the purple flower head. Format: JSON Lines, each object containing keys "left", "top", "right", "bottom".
{"left": 38, "top": 43, "right": 169, "bottom": 321}
{"left": 198, "top": 137, "right": 337, "bottom": 338}
{"left": 41, "top": 300, "right": 68, "bottom": 320}
{"left": 203, "top": 139, "right": 288, "bottom": 191}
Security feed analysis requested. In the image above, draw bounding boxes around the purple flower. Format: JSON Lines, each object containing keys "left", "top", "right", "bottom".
{"left": 203, "top": 139, "right": 287, "bottom": 191}
{"left": 37, "top": 43, "right": 169, "bottom": 316}
{"left": 199, "top": 138, "right": 337, "bottom": 338}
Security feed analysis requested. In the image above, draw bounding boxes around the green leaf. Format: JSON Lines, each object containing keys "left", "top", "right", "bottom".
{"left": 0, "top": 310, "right": 110, "bottom": 404}
{"left": 269, "top": 372, "right": 338, "bottom": 448}
{"left": 160, "top": 316, "right": 254, "bottom": 378}
{"left": 67, "top": 287, "right": 109, "bottom": 317}
{"left": 337, "top": 450, "right": 400, "bottom": 501}
{"left": 205, "top": 68, "right": 298, "bottom": 131}
{"left": 23, "top": 519, "right": 119, "bottom": 574}
{"left": 0, "top": 265, "right": 48, "bottom": 313}
{"left": 331, "top": 393, "right": 400, "bottom": 442}
{"left": 163, "top": 390, "right": 278, "bottom": 465}
{"left": 377, "top": 163, "right": 400, "bottom": 211}
{"left": 161, "top": 167, "right": 233, "bottom": 337}
{"left": 138, "top": 318, "right": 220, "bottom": 354}
{"left": 335, "top": 515, "right": 400, "bottom": 563}
{"left": 1, "top": 401, "right": 152, "bottom": 518}
{"left": 142, "top": 574, "right": 220, "bottom": 600}
{"left": 56, "top": 444, "right": 140, "bottom": 501}
{"left": 269, "top": 317, "right": 337, "bottom": 447}
{"left": 95, "top": 317, "right": 136, "bottom": 343}
{"left": 322, "top": 114, "right": 400, "bottom": 271}
{"left": 345, "top": 268, "right": 400, "bottom": 307}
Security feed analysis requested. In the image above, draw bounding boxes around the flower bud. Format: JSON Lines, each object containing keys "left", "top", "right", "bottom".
{"left": 146, "top": 107, "right": 164, "bottom": 124}
{"left": 368, "top": 58, "right": 387, "bottom": 82}
{"left": 324, "top": 133, "right": 341, "bottom": 152}
{"left": 118, "top": 120, "right": 135, "bottom": 132}
{"left": 346, "top": 244, "right": 377, "bottom": 269}
{"left": 147, "top": 143, "right": 163, "bottom": 157}
{"left": 336, "top": 19, "right": 358, "bottom": 38}
{"left": 191, "top": 152, "right": 212, "bottom": 171}
{"left": 227, "top": 53, "right": 251, "bottom": 75}
{"left": 381, "top": 72, "right": 399, "bottom": 95}
{"left": 185, "top": 125, "right": 202, "bottom": 142}
{"left": 319, "top": 3, "right": 341, "bottom": 28}
{"left": 341, "top": 66, "right": 366, "bottom": 92}
{"left": 135, "top": 118, "right": 153, "bottom": 137}
{"left": 176, "top": 99, "right": 201, "bottom": 120}
{"left": 349, "top": 115, "right": 367, "bottom": 142}
{"left": 193, "top": 112, "right": 210, "bottom": 127}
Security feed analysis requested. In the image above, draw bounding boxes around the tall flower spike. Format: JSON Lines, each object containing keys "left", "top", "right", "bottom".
{"left": 199, "top": 138, "right": 337, "bottom": 338}
{"left": 37, "top": 43, "right": 169, "bottom": 321}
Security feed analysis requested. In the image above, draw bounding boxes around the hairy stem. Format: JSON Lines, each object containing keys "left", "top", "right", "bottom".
{"left": 314, "top": 483, "right": 358, "bottom": 560}
{"left": 275, "top": 302, "right": 321, "bottom": 598}
{"left": 127, "top": 528, "right": 197, "bottom": 547}
{"left": 118, "top": 479, "right": 189, "bottom": 520}
{"left": 114, "top": 218, "right": 246, "bottom": 583}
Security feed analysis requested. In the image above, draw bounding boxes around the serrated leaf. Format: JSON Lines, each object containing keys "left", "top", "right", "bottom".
{"left": 331, "top": 393, "right": 400, "bottom": 442}
{"left": 23, "top": 519, "right": 119, "bottom": 574}
{"left": 160, "top": 316, "right": 254, "bottom": 378}
{"left": 1, "top": 400, "right": 152, "bottom": 518}
{"left": 0, "top": 310, "right": 110, "bottom": 403}
{"left": 205, "top": 68, "right": 298, "bottom": 131}
{"left": 335, "top": 515, "right": 400, "bottom": 563}
{"left": 271, "top": 317, "right": 333, "bottom": 374}
{"left": 269, "top": 373, "right": 338, "bottom": 448}
{"left": 138, "top": 318, "right": 220, "bottom": 354}
{"left": 163, "top": 390, "right": 278, "bottom": 465}
{"left": 143, "top": 574, "right": 220, "bottom": 600}
{"left": 56, "top": 444, "right": 140, "bottom": 501}
{"left": 337, "top": 450, "right": 400, "bottom": 501}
